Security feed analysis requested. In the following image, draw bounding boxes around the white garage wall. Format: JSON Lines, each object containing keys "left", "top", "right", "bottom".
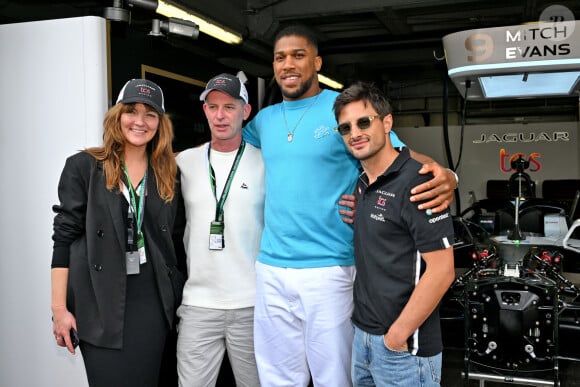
{"left": 396, "top": 123, "right": 580, "bottom": 214}
{"left": 0, "top": 16, "right": 107, "bottom": 387}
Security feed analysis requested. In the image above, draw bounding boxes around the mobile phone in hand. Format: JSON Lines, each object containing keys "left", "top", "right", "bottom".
{"left": 70, "top": 328, "right": 79, "bottom": 348}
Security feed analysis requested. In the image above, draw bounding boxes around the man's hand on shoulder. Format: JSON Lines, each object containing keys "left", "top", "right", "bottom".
{"left": 339, "top": 194, "right": 356, "bottom": 224}
{"left": 410, "top": 162, "right": 457, "bottom": 214}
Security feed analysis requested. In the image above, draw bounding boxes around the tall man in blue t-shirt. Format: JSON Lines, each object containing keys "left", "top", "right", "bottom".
{"left": 333, "top": 82, "right": 455, "bottom": 386}
{"left": 243, "top": 25, "right": 457, "bottom": 386}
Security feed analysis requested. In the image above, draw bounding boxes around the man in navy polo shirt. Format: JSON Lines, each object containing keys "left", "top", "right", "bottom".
{"left": 333, "top": 82, "right": 455, "bottom": 386}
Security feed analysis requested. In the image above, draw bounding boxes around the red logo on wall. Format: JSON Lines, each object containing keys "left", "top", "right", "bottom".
{"left": 499, "top": 149, "right": 542, "bottom": 172}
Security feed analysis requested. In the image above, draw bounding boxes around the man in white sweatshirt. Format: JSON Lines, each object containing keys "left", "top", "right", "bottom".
{"left": 175, "top": 73, "right": 264, "bottom": 387}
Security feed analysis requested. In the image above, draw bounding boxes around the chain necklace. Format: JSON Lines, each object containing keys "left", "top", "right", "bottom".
{"left": 281, "top": 90, "right": 321, "bottom": 142}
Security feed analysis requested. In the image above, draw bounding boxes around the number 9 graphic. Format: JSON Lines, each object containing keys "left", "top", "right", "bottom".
{"left": 465, "top": 33, "right": 493, "bottom": 62}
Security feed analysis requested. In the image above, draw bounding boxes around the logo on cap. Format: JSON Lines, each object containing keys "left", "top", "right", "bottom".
{"left": 116, "top": 79, "right": 165, "bottom": 115}
{"left": 200, "top": 73, "right": 248, "bottom": 103}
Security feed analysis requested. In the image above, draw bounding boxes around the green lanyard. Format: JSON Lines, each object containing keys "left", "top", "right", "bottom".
{"left": 123, "top": 161, "right": 147, "bottom": 246}
{"left": 207, "top": 141, "right": 246, "bottom": 222}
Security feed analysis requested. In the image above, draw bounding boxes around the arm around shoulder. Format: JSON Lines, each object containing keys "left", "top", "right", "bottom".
{"left": 407, "top": 149, "right": 457, "bottom": 213}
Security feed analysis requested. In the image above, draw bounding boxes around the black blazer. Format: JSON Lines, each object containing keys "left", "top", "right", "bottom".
{"left": 52, "top": 152, "right": 186, "bottom": 349}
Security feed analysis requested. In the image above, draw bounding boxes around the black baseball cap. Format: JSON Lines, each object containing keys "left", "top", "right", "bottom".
{"left": 116, "top": 79, "right": 165, "bottom": 115}
{"left": 199, "top": 73, "right": 248, "bottom": 103}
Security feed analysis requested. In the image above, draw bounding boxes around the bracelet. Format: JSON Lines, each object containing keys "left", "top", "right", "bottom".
{"left": 449, "top": 169, "right": 459, "bottom": 187}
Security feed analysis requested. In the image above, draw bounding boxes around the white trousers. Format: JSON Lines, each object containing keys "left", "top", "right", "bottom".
{"left": 254, "top": 262, "right": 356, "bottom": 387}
{"left": 176, "top": 305, "right": 259, "bottom": 387}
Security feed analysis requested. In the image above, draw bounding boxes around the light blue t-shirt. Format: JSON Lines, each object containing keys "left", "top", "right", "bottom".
{"left": 244, "top": 89, "right": 404, "bottom": 268}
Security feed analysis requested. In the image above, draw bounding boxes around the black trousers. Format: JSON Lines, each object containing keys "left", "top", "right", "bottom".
{"left": 80, "top": 261, "right": 169, "bottom": 387}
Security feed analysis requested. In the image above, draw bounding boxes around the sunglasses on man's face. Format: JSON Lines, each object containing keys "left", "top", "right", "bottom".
{"left": 334, "top": 115, "right": 382, "bottom": 136}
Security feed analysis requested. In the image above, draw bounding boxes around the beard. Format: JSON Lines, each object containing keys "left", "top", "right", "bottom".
{"left": 280, "top": 74, "right": 315, "bottom": 100}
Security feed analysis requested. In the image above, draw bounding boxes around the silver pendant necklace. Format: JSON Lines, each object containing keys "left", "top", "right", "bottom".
{"left": 281, "top": 90, "right": 321, "bottom": 142}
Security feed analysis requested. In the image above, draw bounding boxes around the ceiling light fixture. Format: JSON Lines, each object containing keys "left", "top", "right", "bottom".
{"left": 478, "top": 71, "right": 580, "bottom": 99}
{"left": 318, "top": 73, "right": 344, "bottom": 90}
{"left": 156, "top": 0, "right": 242, "bottom": 45}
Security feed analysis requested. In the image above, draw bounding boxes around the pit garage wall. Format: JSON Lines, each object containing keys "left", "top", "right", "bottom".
{"left": 0, "top": 16, "right": 107, "bottom": 387}
{"left": 396, "top": 122, "right": 580, "bottom": 215}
